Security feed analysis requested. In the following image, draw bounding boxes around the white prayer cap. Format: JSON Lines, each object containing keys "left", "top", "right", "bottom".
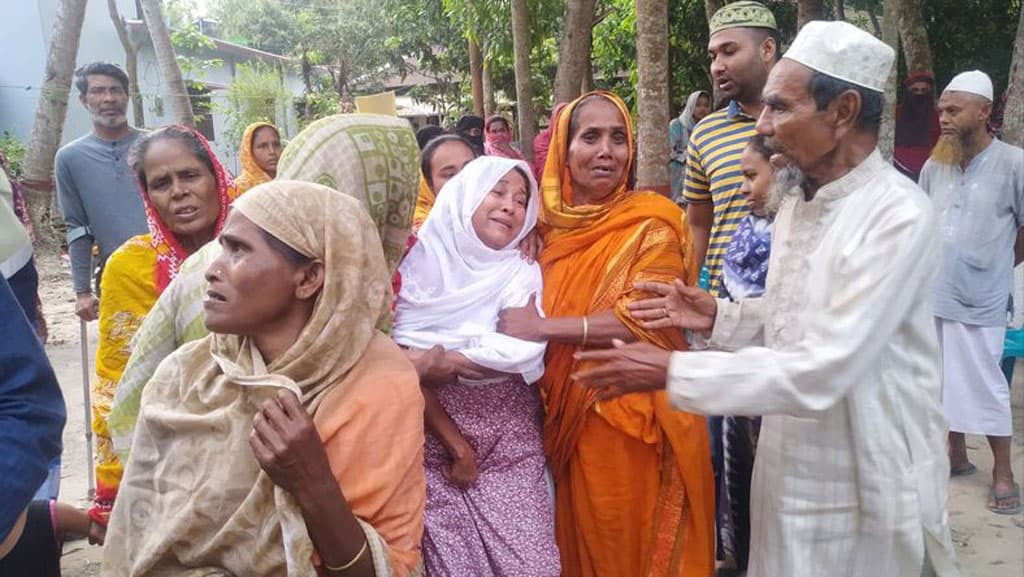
{"left": 943, "top": 70, "right": 993, "bottom": 101}
{"left": 783, "top": 20, "right": 894, "bottom": 93}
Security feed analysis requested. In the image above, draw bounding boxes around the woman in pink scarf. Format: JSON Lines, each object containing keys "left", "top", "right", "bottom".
{"left": 530, "top": 103, "right": 568, "bottom": 181}
{"left": 484, "top": 115, "right": 525, "bottom": 160}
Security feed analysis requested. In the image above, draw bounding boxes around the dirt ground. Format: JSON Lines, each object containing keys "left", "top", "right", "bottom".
{"left": 28, "top": 250, "right": 1022, "bottom": 577}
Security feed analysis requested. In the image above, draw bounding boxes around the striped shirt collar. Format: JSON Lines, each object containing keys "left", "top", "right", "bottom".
{"left": 727, "top": 100, "right": 757, "bottom": 121}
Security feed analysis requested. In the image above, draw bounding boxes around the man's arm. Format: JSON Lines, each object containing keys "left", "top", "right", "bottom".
{"left": 0, "top": 278, "right": 66, "bottom": 543}
{"left": 55, "top": 150, "right": 99, "bottom": 320}
{"left": 686, "top": 201, "right": 714, "bottom": 269}
{"left": 668, "top": 199, "right": 936, "bottom": 417}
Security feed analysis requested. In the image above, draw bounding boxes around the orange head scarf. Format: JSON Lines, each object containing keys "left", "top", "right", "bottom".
{"left": 234, "top": 122, "right": 278, "bottom": 196}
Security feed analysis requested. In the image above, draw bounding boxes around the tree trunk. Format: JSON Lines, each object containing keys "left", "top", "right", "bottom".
{"left": 139, "top": 0, "right": 194, "bottom": 126}
{"left": 897, "top": 0, "right": 932, "bottom": 74}
{"left": 469, "top": 38, "right": 485, "bottom": 117}
{"left": 635, "top": 0, "right": 671, "bottom": 195}
{"left": 510, "top": 0, "right": 537, "bottom": 163}
{"left": 867, "top": 8, "right": 883, "bottom": 37}
{"left": 301, "top": 48, "right": 313, "bottom": 121}
{"left": 107, "top": 0, "right": 146, "bottom": 127}
{"left": 704, "top": 0, "right": 725, "bottom": 107}
{"left": 835, "top": 0, "right": 846, "bottom": 21}
{"left": 797, "top": 0, "right": 826, "bottom": 28}
{"left": 879, "top": 0, "right": 899, "bottom": 160}
{"left": 22, "top": 0, "right": 88, "bottom": 241}
{"left": 704, "top": 0, "right": 723, "bottom": 19}
{"left": 1003, "top": 7, "right": 1024, "bottom": 147}
{"left": 482, "top": 56, "right": 496, "bottom": 117}
{"left": 553, "top": 0, "right": 597, "bottom": 104}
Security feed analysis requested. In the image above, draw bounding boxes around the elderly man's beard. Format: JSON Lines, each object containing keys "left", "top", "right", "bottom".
{"left": 89, "top": 109, "right": 127, "bottom": 130}
{"left": 931, "top": 133, "right": 965, "bottom": 166}
{"left": 762, "top": 164, "right": 805, "bottom": 218}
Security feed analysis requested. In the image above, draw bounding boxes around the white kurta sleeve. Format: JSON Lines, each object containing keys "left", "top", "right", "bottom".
{"left": 668, "top": 195, "right": 935, "bottom": 417}
{"left": 708, "top": 297, "right": 766, "bottom": 351}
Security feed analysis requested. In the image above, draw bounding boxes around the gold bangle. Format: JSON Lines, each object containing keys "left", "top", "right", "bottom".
{"left": 582, "top": 315, "right": 589, "bottom": 348}
{"left": 324, "top": 539, "right": 368, "bottom": 572}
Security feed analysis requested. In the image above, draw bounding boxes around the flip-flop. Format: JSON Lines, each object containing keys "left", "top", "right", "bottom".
{"left": 988, "top": 482, "right": 1022, "bottom": 515}
{"left": 950, "top": 463, "right": 977, "bottom": 477}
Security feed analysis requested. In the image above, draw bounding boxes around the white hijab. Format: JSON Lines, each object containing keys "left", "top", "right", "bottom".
{"left": 393, "top": 156, "right": 546, "bottom": 383}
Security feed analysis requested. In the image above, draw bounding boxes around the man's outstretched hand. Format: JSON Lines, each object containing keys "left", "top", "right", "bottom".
{"left": 628, "top": 279, "right": 716, "bottom": 332}
{"left": 571, "top": 339, "right": 672, "bottom": 399}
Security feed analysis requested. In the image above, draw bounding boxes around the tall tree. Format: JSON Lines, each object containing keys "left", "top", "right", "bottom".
{"left": 635, "top": 0, "right": 671, "bottom": 193}
{"left": 1003, "top": 6, "right": 1024, "bottom": 147}
{"left": 21, "top": 0, "right": 88, "bottom": 239}
{"left": 897, "top": 0, "right": 932, "bottom": 74}
{"left": 510, "top": 0, "right": 538, "bottom": 161}
{"left": 797, "top": 0, "right": 826, "bottom": 27}
{"left": 834, "top": 0, "right": 846, "bottom": 21}
{"left": 878, "top": 0, "right": 899, "bottom": 160}
{"left": 140, "top": 0, "right": 195, "bottom": 126}
{"left": 107, "top": 0, "right": 146, "bottom": 127}
{"left": 469, "top": 38, "right": 486, "bottom": 117}
{"left": 553, "top": 0, "right": 598, "bottom": 104}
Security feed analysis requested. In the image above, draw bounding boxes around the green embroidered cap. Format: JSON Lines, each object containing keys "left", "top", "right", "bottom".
{"left": 709, "top": 1, "right": 778, "bottom": 36}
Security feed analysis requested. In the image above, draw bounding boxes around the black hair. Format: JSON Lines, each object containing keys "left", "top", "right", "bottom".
{"left": 74, "top": 62, "right": 130, "bottom": 96}
{"left": 568, "top": 94, "right": 610, "bottom": 141}
{"left": 130, "top": 126, "right": 216, "bottom": 192}
{"left": 416, "top": 125, "right": 447, "bottom": 150}
{"left": 808, "top": 71, "right": 884, "bottom": 133}
{"left": 753, "top": 28, "right": 782, "bottom": 62}
{"left": 260, "top": 229, "right": 314, "bottom": 267}
{"left": 745, "top": 133, "right": 772, "bottom": 160}
{"left": 250, "top": 124, "right": 280, "bottom": 147}
{"left": 420, "top": 134, "right": 478, "bottom": 188}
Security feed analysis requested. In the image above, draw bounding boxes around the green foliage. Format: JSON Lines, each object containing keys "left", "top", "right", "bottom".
{"left": 0, "top": 131, "right": 27, "bottom": 179}
{"left": 170, "top": 24, "right": 223, "bottom": 81}
{"left": 924, "top": 0, "right": 1020, "bottom": 93}
{"left": 221, "top": 64, "right": 293, "bottom": 152}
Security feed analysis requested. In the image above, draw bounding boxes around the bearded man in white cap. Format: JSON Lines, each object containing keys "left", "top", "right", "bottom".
{"left": 921, "top": 69, "right": 1024, "bottom": 516}
{"left": 571, "top": 20, "right": 960, "bottom": 577}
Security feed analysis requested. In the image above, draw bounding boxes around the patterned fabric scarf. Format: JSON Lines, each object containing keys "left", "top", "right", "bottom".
{"left": 139, "top": 126, "right": 234, "bottom": 293}
{"left": 721, "top": 213, "right": 772, "bottom": 301}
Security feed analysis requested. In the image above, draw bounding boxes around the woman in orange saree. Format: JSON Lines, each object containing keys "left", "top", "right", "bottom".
{"left": 498, "top": 91, "right": 714, "bottom": 577}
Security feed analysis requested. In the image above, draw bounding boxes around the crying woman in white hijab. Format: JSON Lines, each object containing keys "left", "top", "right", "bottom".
{"left": 391, "top": 157, "right": 558, "bottom": 573}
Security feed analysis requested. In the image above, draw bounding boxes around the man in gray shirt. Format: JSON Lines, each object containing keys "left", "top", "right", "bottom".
{"left": 55, "top": 62, "right": 146, "bottom": 321}
{"left": 922, "top": 69, "right": 1024, "bottom": 516}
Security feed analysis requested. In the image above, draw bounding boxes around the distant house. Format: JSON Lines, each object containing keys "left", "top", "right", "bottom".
{"left": 0, "top": 0, "right": 302, "bottom": 172}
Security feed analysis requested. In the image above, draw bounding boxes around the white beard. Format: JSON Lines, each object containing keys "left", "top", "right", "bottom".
{"left": 90, "top": 110, "right": 128, "bottom": 130}
{"left": 764, "top": 164, "right": 805, "bottom": 219}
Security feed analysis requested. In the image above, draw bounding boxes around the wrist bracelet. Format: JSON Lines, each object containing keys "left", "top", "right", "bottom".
{"left": 582, "top": 315, "right": 589, "bottom": 348}
{"left": 324, "top": 539, "right": 368, "bottom": 572}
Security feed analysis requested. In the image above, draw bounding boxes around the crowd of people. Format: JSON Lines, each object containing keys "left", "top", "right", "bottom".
{"left": 1, "top": 2, "right": 1022, "bottom": 576}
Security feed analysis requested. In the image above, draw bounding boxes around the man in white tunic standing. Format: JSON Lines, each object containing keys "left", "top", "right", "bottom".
{"left": 573, "top": 21, "right": 960, "bottom": 577}
{"left": 921, "top": 69, "right": 1023, "bottom": 515}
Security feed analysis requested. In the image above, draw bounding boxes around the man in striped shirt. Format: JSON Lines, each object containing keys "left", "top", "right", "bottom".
{"left": 685, "top": 1, "right": 780, "bottom": 296}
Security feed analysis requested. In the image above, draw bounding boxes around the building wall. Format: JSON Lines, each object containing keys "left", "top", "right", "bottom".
{"left": 0, "top": 0, "right": 302, "bottom": 175}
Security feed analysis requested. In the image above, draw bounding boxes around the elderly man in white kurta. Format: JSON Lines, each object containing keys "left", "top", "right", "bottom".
{"left": 573, "top": 21, "right": 959, "bottom": 577}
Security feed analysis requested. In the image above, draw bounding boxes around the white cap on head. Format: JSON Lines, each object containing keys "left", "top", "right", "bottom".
{"left": 943, "top": 70, "right": 993, "bottom": 101}
{"left": 783, "top": 20, "right": 894, "bottom": 93}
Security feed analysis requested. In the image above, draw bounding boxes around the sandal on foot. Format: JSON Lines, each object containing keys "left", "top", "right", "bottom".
{"left": 950, "top": 463, "right": 977, "bottom": 477}
{"left": 988, "top": 482, "right": 1022, "bottom": 515}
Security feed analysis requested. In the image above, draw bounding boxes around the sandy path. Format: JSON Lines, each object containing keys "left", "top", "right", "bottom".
{"left": 28, "top": 250, "right": 1021, "bottom": 576}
